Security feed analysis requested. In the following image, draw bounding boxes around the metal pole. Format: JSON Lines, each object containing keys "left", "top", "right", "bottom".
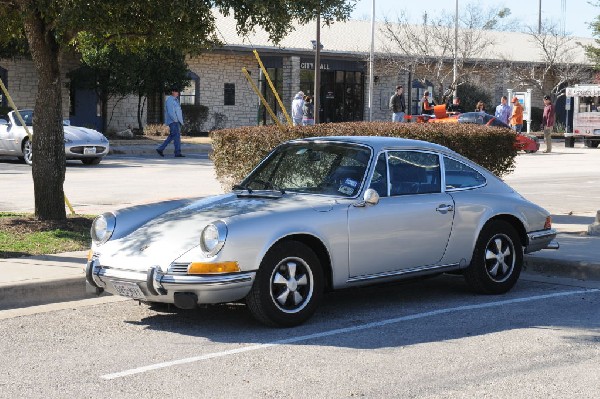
{"left": 368, "top": 0, "right": 375, "bottom": 121}
{"left": 538, "top": 0, "right": 542, "bottom": 34}
{"left": 314, "top": 13, "right": 321, "bottom": 124}
{"left": 453, "top": 0, "right": 458, "bottom": 97}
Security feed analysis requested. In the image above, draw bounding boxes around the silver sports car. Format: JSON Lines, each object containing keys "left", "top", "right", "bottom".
{"left": 86, "top": 136, "right": 558, "bottom": 326}
{"left": 0, "top": 109, "right": 109, "bottom": 165}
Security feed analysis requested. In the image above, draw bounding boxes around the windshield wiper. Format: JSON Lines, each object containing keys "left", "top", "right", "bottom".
{"left": 232, "top": 184, "right": 253, "bottom": 193}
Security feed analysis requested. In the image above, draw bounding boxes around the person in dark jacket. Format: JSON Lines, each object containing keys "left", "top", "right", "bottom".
{"left": 446, "top": 97, "right": 464, "bottom": 114}
{"left": 389, "top": 85, "right": 406, "bottom": 122}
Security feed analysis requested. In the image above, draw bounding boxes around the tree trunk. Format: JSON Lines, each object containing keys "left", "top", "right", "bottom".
{"left": 21, "top": 4, "right": 66, "bottom": 220}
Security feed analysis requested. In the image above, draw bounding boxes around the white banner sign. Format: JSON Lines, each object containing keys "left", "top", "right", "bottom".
{"left": 566, "top": 86, "right": 600, "bottom": 97}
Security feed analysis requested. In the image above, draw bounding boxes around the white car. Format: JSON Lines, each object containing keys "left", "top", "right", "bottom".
{"left": 0, "top": 109, "right": 109, "bottom": 165}
{"left": 86, "top": 136, "right": 558, "bottom": 327}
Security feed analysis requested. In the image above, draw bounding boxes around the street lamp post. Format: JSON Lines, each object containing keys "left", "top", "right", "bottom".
{"left": 314, "top": 13, "right": 321, "bottom": 124}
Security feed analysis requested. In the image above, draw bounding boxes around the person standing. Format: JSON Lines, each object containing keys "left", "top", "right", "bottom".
{"left": 291, "top": 91, "right": 305, "bottom": 126}
{"left": 421, "top": 91, "right": 434, "bottom": 115}
{"left": 510, "top": 97, "right": 524, "bottom": 134}
{"left": 446, "top": 97, "right": 464, "bottom": 114}
{"left": 542, "top": 95, "right": 555, "bottom": 153}
{"left": 302, "top": 95, "right": 315, "bottom": 126}
{"left": 495, "top": 96, "right": 511, "bottom": 125}
{"left": 475, "top": 101, "right": 486, "bottom": 113}
{"left": 157, "top": 86, "right": 185, "bottom": 158}
{"left": 389, "top": 85, "right": 406, "bottom": 122}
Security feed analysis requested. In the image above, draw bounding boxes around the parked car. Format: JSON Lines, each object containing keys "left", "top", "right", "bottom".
{"left": 0, "top": 109, "right": 109, "bottom": 165}
{"left": 86, "top": 136, "right": 558, "bottom": 327}
{"left": 429, "top": 111, "right": 540, "bottom": 153}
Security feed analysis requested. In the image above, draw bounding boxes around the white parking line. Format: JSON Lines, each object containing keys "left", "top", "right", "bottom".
{"left": 101, "top": 288, "right": 600, "bottom": 380}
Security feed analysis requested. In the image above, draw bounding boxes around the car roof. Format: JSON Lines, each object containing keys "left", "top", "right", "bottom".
{"left": 296, "top": 135, "right": 451, "bottom": 153}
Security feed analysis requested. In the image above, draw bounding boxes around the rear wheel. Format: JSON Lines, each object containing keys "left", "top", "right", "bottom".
{"left": 584, "top": 139, "right": 600, "bottom": 148}
{"left": 21, "top": 137, "right": 32, "bottom": 165}
{"left": 246, "top": 241, "right": 324, "bottom": 327}
{"left": 464, "top": 220, "right": 523, "bottom": 294}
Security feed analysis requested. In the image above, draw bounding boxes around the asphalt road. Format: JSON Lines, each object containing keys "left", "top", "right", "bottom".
{"left": 1, "top": 274, "right": 599, "bottom": 397}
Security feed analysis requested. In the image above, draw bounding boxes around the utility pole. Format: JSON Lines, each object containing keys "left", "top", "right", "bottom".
{"left": 453, "top": 0, "right": 458, "bottom": 97}
{"left": 314, "top": 12, "right": 321, "bottom": 124}
{"left": 538, "top": 0, "right": 542, "bottom": 34}
{"left": 368, "top": 0, "right": 375, "bottom": 121}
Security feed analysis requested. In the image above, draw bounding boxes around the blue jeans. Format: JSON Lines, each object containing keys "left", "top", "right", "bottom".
{"left": 512, "top": 124, "right": 522, "bottom": 134}
{"left": 392, "top": 112, "right": 405, "bottom": 122}
{"left": 158, "top": 122, "right": 181, "bottom": 155}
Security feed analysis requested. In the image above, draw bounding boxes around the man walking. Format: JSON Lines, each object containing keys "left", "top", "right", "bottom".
{"left": 291, "top": 91, "right": 305, "bottom": 126}
{"left": 542, "top": 95, "right": 555, "bottom": 153}
{"left": 495, "top": 96, "right": 511, "bottom": 125}
{"left": 157, "top": 86, "right": 185, "bottom": 158}
{"left": 389, "top": 85, "right": 406, "bottom": 122}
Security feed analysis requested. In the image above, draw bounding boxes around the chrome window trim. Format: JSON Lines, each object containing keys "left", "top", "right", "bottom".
{"left": 442, "top": 155, "right": 488, "bottom": 192}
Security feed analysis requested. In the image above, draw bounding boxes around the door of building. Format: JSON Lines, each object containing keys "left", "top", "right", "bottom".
{"left": 69, "top": 87, "right": 102, "bottom": 131}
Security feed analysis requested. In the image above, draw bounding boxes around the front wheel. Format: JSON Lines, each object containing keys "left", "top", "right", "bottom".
{"left": 246, "top": 241, "right": 324, "bottom": 327}
{"left": 21, "top": 138, "right": 33, "bottom": 165}
{"left": 81, "top": 157, "right": 102, "bottom": 165}
{"left": 464, "top": 220, "right": 523, "bottom": 294}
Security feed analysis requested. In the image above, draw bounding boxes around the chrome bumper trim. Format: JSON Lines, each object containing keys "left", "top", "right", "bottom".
{"left": 525, "top": 228, "right": 558, "bottom": 253}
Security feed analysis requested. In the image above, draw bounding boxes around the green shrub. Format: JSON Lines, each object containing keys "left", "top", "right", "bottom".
{"left": 210, "top": 121, "right": 517, "bottom": 189}
{"left": 181, "top": 104, "right": 209, "bottom": 135}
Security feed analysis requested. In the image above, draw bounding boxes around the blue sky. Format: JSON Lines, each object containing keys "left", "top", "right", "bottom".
{"left": 351, "top": 0, "right": 599, "bottom": 38}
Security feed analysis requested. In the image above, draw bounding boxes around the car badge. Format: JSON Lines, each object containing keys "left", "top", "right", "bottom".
{"left": 139, "top": 245, "right": 149, "bottom": 252}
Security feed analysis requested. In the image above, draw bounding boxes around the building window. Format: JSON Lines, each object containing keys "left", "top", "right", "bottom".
{"left": 224, "top": 83, "right": 235, "bottom": 106}
{"left": 180, "top": 71, "right": 200, "bottom": 105}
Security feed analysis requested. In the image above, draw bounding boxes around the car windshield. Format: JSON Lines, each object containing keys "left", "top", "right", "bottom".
{"left": 11, "top": 110, "right": 33, "bottom": 126}
{"left": 240, "top": 141, "right": 371, "bottom": 197}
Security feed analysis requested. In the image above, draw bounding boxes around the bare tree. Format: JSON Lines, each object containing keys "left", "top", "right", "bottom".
{"left": 379, "top": 4, "right": 516, "bottom": 103}
{"left": 506, "top": 23, "right": 592, "bottom": 99}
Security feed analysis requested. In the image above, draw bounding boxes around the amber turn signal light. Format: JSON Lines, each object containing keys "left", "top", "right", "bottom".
{"left": 188, "top": 261, "right": 240, "bottom": 274}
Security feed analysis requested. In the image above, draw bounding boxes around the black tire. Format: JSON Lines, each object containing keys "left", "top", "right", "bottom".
{"left": 21, "top": 137, "right": 33, "bottom": 165}
{"left": 246, "top": 240, "right": 324, "bottom": 327}
{"left": 81, "top": 157, "right": 102, "bottom": 165}
{"left": 464, "top": 220, "right": 523, "bottom": 294}
{"left": 583, "top": 139, "right": 600, "bottom": 148}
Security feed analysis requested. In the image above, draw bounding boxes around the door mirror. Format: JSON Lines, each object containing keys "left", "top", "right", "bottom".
{"left": 353, "top": 188, "right": 380, "bottom": 207}
{"left": 364, "top": 188, "right": 380, "bottom": 205}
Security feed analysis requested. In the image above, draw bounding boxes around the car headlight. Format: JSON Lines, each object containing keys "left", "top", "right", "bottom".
{"left": 91, "top": 212, "right": 116, "bottom": 245}
{"left": 200, "top": 221, "right": 227, "bottom": 256}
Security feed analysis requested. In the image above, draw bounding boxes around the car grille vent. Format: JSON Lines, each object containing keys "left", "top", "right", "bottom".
{"left": 70, "top": 146, "right": 106, "bottom": 154}
{"left": 168, "top": 263, "right": 189, "bottom": 275}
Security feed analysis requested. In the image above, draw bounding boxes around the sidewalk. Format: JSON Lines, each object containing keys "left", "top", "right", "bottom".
{"left": 108, "top": 137, "right": 212, "bottom": 157}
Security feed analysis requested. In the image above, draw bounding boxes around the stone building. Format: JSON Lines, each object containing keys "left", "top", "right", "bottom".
{"left": 0, "top": 13, "right": 594, "bottom": 132}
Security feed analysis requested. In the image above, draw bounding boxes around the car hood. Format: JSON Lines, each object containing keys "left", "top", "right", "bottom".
{"left": 64, "top": 125, "right": 106, "bottom": 142}
{"left": 100, "top": 193, "right": 338, "bottom": 267}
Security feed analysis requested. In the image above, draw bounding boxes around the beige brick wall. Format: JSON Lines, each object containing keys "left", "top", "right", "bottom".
{"left": 186, "top": 53, "right": 261, "bottom": 129}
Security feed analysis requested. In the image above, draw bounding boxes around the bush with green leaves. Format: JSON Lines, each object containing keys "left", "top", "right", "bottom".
{"left": 210, "top": 121, "right": 517, "bottom": 189}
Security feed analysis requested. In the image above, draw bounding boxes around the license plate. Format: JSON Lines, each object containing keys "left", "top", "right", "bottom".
{"left": 84, "top": 147, "right": 97, "bottom": 154}
{"left": 112, "top": 281, "right": 145, "bottom": 299}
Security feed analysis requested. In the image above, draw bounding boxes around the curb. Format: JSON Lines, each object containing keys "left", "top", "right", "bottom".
{"left": 0, "top": 276, "right": 97, "bottom": 310}
{"left": 524, "top": 256, "right": 600, "bottom": 281}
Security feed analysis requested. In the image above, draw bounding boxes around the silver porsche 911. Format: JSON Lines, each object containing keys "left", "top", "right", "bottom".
{"left": 0, "top": 109, "right": 109, "bottom": 165}
{"left": 85, "top": 136, "right": 557, "bottom": 326}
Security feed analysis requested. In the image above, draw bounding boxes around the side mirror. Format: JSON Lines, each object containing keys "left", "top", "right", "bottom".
{"left": 354, "top": 188, "right": 380, "bottom": 207}
{"left": 63, "top": 119, "right": 71, "bottom": 126}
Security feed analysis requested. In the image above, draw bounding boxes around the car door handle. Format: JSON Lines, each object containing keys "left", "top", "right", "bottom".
{"left": 436, "top": 204, "right": 454, "bottom": 213}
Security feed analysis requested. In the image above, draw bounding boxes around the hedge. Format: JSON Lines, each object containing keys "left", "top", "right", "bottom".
{"left": 210, "top": 121, "right": 517, "bottom": 189}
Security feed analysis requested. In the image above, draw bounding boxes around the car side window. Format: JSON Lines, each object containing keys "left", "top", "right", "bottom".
{"left": 368, "top": 153, "right": 388, "bottom": 197}
{"left": 444, "top": 157, "right": 486, "bottom": 190}
{"left": 387, "top": 151, "right": 441, "bottom": 196}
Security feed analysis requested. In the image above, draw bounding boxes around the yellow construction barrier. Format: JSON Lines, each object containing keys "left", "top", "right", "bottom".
{"left": 242, "top": 67, "right": 286, "bottom": 131}
{"left": 0, "top": 77, "right": 76, "bottom": 215}
{"left": 253, "top": 50, "right": 293, "bottom": 127}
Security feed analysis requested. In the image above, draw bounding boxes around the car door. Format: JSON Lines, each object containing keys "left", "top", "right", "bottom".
{"left": 347, "top": 150, "right": 454, "bottom": 279}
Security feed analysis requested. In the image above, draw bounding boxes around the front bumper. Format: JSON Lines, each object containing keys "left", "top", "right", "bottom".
{"left": 85, "top": 259, "right": 255, "bottom": 305}
{"left": 525, "top": 228, "right": 559, "bottom": 254}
